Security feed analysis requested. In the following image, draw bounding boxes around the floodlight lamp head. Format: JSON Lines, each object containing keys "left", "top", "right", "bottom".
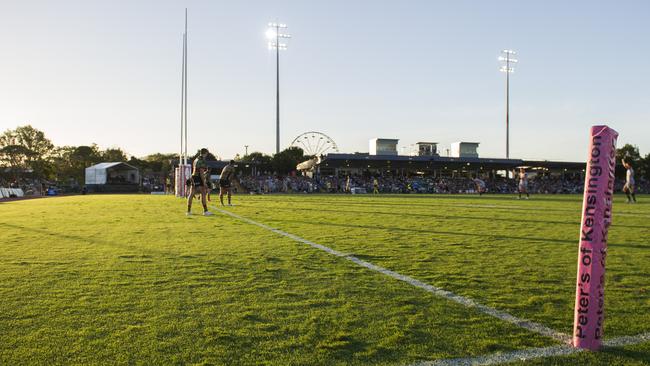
{"left": 267, "top": 22, "right": 287, "bottom": 28}
{"left": 268, "top": 42, "right": 288, "bottom": 50}
{"left": 499, "top": 56, "right": 518, "bottom": 63}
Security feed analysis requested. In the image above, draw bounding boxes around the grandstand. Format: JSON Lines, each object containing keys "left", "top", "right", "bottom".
{"left": 316, "top": 153, "right": 584, "bottom": 178}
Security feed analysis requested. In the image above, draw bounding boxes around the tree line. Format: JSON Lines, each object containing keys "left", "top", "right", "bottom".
{"left": 2, "top": 124, "right": 648, "bottom": 188}
{"left": 0, "top": 125, "right": 308, "bottom": 187}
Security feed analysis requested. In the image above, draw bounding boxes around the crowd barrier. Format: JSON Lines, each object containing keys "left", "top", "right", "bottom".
{"left": 0, "top": 188, "right": 25, "bottom": 198}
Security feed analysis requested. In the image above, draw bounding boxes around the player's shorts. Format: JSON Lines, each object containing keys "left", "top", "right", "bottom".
{"left": 519, "top": 183, "right": 528, "bottom": 191}
{"left": 219, "top": 179, "right": 231, "bottom": 189}
{"left": 187, "top": 175, "right": 204, "bottom": 187}
{"left": 623, "top": 183, "right": 635, "bottom": 193}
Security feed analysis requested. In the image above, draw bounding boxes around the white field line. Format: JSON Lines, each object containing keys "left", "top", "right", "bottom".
{"left": 212, "top": 206, "right": 571, "bottom": 344}
{"left": 414, "top": 331, "right": 650, "bottom": 366}
{"left": 454, "top": 203, "right": 649, "bottom": 218}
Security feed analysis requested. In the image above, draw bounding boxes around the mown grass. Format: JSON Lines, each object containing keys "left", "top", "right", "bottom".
{"left": 0, "top": 193, "right": 648, "bottom": 365}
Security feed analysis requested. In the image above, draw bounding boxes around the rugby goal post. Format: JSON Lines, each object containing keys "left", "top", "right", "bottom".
{"left": 175, "top": 164, "right": 191, "bottom": 198}
{"left": 573, "top": 125, "right": 618, "bottom": 350}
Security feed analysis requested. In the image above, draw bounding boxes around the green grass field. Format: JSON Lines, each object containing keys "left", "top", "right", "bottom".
{"left": 1, "top": 194, "right": 649, "bottom": 365}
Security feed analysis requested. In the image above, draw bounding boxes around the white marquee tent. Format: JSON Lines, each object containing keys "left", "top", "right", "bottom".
{"left": 85, "top": 162, "right": 140, "bottom": 185}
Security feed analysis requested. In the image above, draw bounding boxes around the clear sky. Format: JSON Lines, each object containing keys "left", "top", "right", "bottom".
{"left": 1, "top": 0, "right": 649, "bottom": 161}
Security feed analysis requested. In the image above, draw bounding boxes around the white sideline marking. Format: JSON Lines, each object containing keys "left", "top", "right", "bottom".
{"left": 604, "top": 331, "right": 650, "bottom": 348}
{"left": 413, "top": 345, "right": 580, "bottom": 366}
{"left": 414, "top": 331, "right": 650, "bottom": 366}
{"left": 454, "top": 204, "right": 648, "bottom": 218}
{"left": 212, "top": 207, "right": 571, "bottom": 344}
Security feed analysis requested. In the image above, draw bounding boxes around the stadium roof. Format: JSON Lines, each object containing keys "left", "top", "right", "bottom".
{"left": 319, "top": 153, "right": 585, "bottom": 171}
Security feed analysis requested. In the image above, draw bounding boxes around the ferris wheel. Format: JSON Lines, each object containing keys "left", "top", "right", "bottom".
{"left": 291, "top": 131, "right": 339, "bottom": 156}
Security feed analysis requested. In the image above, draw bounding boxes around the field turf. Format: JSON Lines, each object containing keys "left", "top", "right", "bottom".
{"left": 1, "top": 194, "right": 649, "bottom": 365}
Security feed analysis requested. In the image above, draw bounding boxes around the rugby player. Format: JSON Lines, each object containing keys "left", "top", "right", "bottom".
{"left": 516, "top": 167, "right": 530, "bottom": 199}
{"left": 473, "top": 177, "right": 487, "bottom": 196}
{"left": 622, "top": 157, "right": 637, "bottom": 203}
{"left": 187, "top": 148, "right": 213, "bottom": 216}
{"left": 219, "top": 160, "right": 236, "bottom": 206}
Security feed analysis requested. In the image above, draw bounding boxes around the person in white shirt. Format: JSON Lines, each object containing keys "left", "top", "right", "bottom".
{"left": 622, "top": 157, "right": 637, "bottom": 203}
{"left": 473, "top": 177, "right": 486, "bottom": 196}
{"left": 516, "top": 168, "right": 530, "bottom": 199}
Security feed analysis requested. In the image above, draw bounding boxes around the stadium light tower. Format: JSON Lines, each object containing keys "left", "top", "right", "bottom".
{"left": 266, "top": 22, "right": 290, "bottom": 154}
{"left": 499, "top": 49, "right": 517, "bottom": 159}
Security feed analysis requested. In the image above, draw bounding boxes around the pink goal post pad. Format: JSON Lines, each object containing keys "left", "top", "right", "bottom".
{"left": 572, "top": 125, "right": 618, "bottom": 350}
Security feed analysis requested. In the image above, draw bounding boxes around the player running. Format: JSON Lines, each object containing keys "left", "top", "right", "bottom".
{"left": 622, "top": 157, "right": 637, "bottom": 203}
{"left": 516, "top": 168, "right": 530, "bottom": 199}
{"left": 187, "top": 148, "right": 213, "bottom": 216}
{"left": 219, "top": 160, "right": 236, "bottom": 206}
{"left": 373, "top": 177, "right": 379, "bottom": 194}
{"left": 473, "top": 177, "right": 487, "bottom": 196}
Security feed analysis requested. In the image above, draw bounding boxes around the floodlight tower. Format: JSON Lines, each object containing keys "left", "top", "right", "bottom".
{"left": 266, "top": 22, "right": 291, "bottom": 154}
{"left": 499, "top": 49, "right": 517, "bottom": 159}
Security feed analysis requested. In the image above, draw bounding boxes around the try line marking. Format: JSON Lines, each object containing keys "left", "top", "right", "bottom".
{"left": 212, "top": 206, "right": 571, "bottom": 344}
{"left": 414, "top": 331, "right": 650, "bottom": 366}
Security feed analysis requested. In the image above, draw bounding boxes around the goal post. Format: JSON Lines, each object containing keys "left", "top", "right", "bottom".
{"left": 572, "top": 125, "right": 618, "bottom": 350}
{"left": 175, "top": 164, "right": 191, "bottom": 198}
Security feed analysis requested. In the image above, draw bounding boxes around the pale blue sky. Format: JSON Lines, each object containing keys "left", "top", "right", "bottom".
{"left": 1, "top": 0, "right": 649, "bottom": 161}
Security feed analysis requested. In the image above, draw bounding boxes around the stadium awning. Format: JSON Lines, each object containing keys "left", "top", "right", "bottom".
{"left": 318, "top": 153, "right": 585, "bottom": 172}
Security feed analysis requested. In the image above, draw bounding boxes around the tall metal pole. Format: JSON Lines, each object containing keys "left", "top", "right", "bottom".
{"left": 499, "top": 50, "right": 517, "bottom": 160}
{"left": 184, "top": 9, "right": 188, "bottom": 165}
{"left": 275, "top": 25, "right": 280, "bottom": 154}
{"left": 180, "top": 33, "right": 185, "bottom": 167}
{"left": 267, "top": 22, "right": 289, "bottom": 155}
{"left": 506, "top": 57, "right": 510, "bottom": 159}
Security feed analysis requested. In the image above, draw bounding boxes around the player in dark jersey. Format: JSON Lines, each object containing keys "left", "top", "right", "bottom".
{"left": 187, "top": 148, "right": 213, "bottom": 216}
{"left": 219, "top": 160, "right": 236, "bottom": 206}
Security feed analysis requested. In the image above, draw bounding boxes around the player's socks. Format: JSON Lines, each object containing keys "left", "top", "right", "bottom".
{"left": 632, "top": 193, "right": 637, "bottom": 202}
{"left": 626, "top": 192, "right": 632, "bottom": 202}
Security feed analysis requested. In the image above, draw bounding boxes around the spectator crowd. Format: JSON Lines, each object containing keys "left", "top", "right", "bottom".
{"left": 236, "top": 174, "right": 650, "bottom": 195}
{"left": 3, "top": 173, "right": 649, "bottom": 197}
